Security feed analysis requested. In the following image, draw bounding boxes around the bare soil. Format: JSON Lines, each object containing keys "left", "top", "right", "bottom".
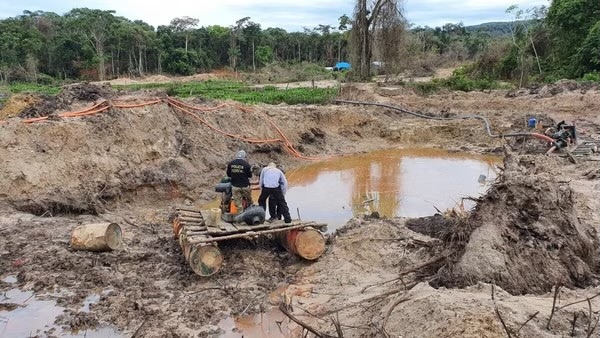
{"left": 0, "top": 82, "right": 598, "bottom": 337}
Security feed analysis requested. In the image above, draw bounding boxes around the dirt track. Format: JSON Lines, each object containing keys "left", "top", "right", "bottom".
{"left": 0, "top": 82, "right": 599, "bottom": 337}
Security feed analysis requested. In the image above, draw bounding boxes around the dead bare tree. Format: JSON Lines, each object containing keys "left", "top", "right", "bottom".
{"left": 350, "top": 0, "right": 405, "bottom": 80}
{"left": 374, "top": 0, "right": 405, "bottom": 81}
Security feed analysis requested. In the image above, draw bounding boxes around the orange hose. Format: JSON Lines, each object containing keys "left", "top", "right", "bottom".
{"left": 166, "top": 99, "right": 323, "bottom": 159}
{"left": 529, "top": 132, "right": 555, "bottom": 143}
{"left": 167, "top": 98, "right": 227, "bottom": 112}
{"left": 232, "top": 103, "right": 328, "bottom": 161}
{"left": 14, "top": 95, "right": 334, "bottom": 162}
{"left": 58, "top": 101, "right": 107, "bottom": 117}
{"left": 113, "top": 99, "right": 162, "bottom": 109}
{"left": 23, "top": 116, "right": 49, "bottom": 124}
{"left": 65, "top": 106, "right": 111, "bottom": 117}
{"left": 167, "top": 99, "right": 281, "bottom": 144}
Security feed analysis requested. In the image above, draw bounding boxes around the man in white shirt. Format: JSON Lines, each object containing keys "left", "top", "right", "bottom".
{"left": 258, "top": 162, "right": 292, "bottom": 223}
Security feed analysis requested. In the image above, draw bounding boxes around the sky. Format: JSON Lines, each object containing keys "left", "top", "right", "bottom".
{"left": 0, "top": 0, "right": 550, "bottom": 31}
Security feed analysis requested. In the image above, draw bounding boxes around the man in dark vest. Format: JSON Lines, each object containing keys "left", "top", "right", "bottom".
{"left": 226, "top": 150, "right": 252, "bottom": 213}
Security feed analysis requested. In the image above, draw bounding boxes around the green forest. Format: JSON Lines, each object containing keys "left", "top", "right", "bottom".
{"left": 0, "top": 0, "right": 598, "bottom": 86}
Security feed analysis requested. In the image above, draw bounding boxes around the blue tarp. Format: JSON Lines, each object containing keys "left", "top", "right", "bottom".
{"left": 335, "top": 62, "right": 351, "bottom": 70}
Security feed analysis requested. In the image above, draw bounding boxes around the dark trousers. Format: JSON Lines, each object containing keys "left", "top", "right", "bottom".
{"left": 258, "top": 187, "right": 291, "bottom": 222}
{"left": 267, "top": 196, "right": 282, "bottom": 219}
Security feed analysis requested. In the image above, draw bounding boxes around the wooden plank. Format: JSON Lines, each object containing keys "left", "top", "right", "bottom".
{"left": 222, "top": 223, "right": 239, "bottom": 233}
{"left": 186, "top": 226, "right": 207, "bottom": 231}
{"left": 178, "top": 216, "right": 205, "bottom": 223}
{"left": 206, "top": 226, "right": 222, "bottom": 234}
{"left": 188, "top": 223, "right": 327, "bottom": 244}
{"left": 177, "top": 214, "right": 203, "bottom": 220}
{"left": 185, "top": 231, "right": 208, "bottom": 236}
{"left": 233, "top": 223, "right": 253, "bottom": 231}
{"left": 176, "top": 207, "right": 203, "bottom": 213}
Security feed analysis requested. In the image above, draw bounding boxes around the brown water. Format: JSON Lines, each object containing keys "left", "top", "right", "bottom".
{"left": 0, "top": 277, "right": 121, "bottom": 338}
{"left": 206, "top": 148, "right": 500, "bottom": 232}
{"left": 213, "top": 149, "right": 500, "bottom": 337}
{"left": 283, "top": 148, "right": 500, "bottom": 231}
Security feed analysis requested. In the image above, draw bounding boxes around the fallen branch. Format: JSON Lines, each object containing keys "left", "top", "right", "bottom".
{"left": 323, "top": 280, "right": 421, "bottom": 316}
{"left": 586, "top": 298, "right": 593, "bottom": 338}
{"left": 279, "top": 303, "right": 337, "bottom": 338}
{"left": 547, "top": 284, "right": 562, "bottom": 330}
{"left": 331, "top": 314, "right": 344, "bottom": 338}
{"left": 130, "top": 319, "right": 147, "bottom": 338}
{"left": 587, "top": 315, "right": 600, "bottom": 338}
{"left": 361, "top": 254, "right": 448, "bottom": 293}
{"left": 516, "top": 311, "right": 539, "bottom": 334}
{"left": 570, "top": 312, "right": 579, "bottom": 337}
{"left": 495, "top": 307, "right": 513, "bottom": 338}
{"left": 380, "top": 295, "right": 411, "bottom": 337}
{"left": 555, "top": 292, "right": 600, "bottom": 312}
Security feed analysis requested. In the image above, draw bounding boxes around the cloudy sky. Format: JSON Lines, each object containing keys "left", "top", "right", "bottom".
{"left": 0, "top": 0, "right": 550, "bottom": 31}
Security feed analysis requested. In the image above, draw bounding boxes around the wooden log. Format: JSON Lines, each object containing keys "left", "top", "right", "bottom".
{"left": 172, "top": 219, "right": 183, "bottom": 237}
{"left": 279, "top": 228, "right": 326, "bottom": 260}
{"left": 71, "top": 223, "right": 122, "bottom": 252}
{"left": 177, "top": 217, "right": 206, "bottom": 223}
{"left": 188, "top": 223, "right": 326, "bottom": 244}
{"left": 185, "top": 225, "right": 207, "bottom": 231}
{"left": 176, "top": 212, "right": 203, "bottom": 218}
{"left": 174, "top": 211, "right": 223, "bottom": 276}
{"left": 188, "top": 244, "right": 223, "bottom": 276}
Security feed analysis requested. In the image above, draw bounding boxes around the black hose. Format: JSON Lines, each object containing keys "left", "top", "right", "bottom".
{"left": 334, "top": 99, "right": 549, "bottom": 140}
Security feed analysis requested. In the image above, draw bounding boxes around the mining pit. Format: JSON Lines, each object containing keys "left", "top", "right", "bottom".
{"left": 0, "top": 81, "right": 599, "bottom": 337}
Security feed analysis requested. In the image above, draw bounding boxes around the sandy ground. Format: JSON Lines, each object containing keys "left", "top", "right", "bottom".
{"left": 0, "top": 81, "right": 599, "bottom": 337}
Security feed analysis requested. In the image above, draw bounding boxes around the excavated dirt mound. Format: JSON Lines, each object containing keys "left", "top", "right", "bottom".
{"left": 0, "top": 93, "right": 40, "bottom": 119}
{"left": 1, "top": 87, "right": 509, "bottom": 217}
{"left": 57, "top": 82, "right": 114, "bottom": 105}
{"left": 434, "top": 151, "right": 599, "bottom": 294}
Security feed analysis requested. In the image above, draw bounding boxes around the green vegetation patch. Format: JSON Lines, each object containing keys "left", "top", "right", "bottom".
{"left": 4, "top": 83, "right": 61, "bottom": 95}
{"left": 116, "top": 80, "right": 339, "bottom": 104}
{"left": 1, "top": 80, "right": 338, "bottom": 105}
{"left": 403, "top": 68, "right": 512, "bottom": 95}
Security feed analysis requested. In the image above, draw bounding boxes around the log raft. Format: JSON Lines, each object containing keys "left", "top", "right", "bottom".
{"left": 171, "top": 208, "right": 327, "bottom": 276}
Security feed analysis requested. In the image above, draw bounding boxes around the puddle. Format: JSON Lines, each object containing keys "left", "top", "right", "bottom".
{"left": 205, "top": 148, "right": 500, "bottom": 231}
{"left": 218, "top": 310, "right": 294, "bottom": 338}
{"left": 2, "top": 276, "right": 17, "bottom": 284}
{"left": 79, "top": 294, "right": 100, "bottom": 313}
{"left": 0, "top": 288, "right": 121, "bottom": 337}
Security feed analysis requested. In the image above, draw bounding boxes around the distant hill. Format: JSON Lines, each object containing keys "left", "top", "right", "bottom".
{"left": 465, "top": 20, "right": 534, "bottom": 37}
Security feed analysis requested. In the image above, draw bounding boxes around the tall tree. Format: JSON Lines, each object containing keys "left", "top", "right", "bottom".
{"left": 546, "top": 0, "right": 600, "bottom": 77}
{"left": 67, "top": 8, "right": 116, "bottom": 81}
{"left": 169, "top": 16, "right": 199, "bottom": 53}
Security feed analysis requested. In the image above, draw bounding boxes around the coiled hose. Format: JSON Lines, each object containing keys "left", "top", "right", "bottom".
{"left": 334, "top": 99, "right": 555, "bottom": 143}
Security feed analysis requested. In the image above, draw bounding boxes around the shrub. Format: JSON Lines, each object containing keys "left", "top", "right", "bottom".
{"left": 582, "top": 72, "right": 600, "bottom": 82}
{"left": 36, "top": 73, "right": 54, "bottom": 85}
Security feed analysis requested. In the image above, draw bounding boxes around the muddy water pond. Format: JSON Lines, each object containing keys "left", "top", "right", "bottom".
{"left": 0, "top": 278, "right": 120, "bottom": 338}
{"left": 212, "top": 148, "right": 500, "bottom": 231}
{"left": 284, "top": 148, "right": 500, "bottom": 231}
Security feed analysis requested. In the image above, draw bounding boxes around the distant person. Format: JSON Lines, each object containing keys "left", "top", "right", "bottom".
{"left": 226, "top": 150, "right": 252, "bottom": 213}
{"left": 259, "top": 162, "right": 292, "bottom": 223}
